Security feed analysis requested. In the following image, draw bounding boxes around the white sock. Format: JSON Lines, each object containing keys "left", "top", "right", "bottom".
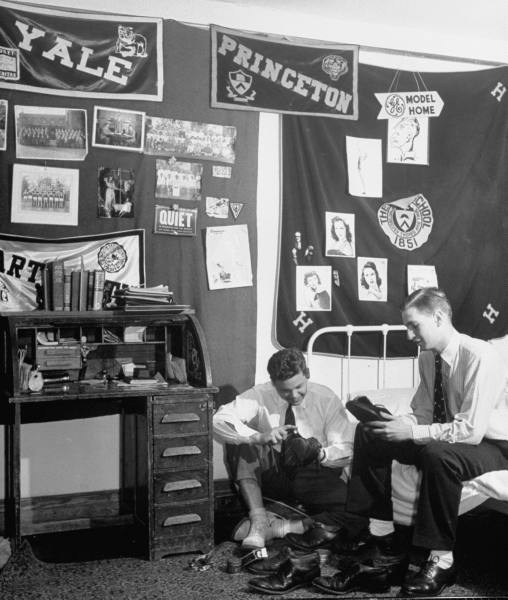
{"left": 249, "top": 508, "right": 268, "bottom": 524}
{"left": 270, "top": 518, "right": 304, "bottom": 538}
{"left": 429, "top": 550, "right": 454, "bottom": 569}
{"left": 369, "top": 518, "right": 395, "bottom": 538}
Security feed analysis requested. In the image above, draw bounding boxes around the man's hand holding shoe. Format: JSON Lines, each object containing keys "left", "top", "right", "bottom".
{"left": 250, "top": 425, "right": 297, "bottom": 445}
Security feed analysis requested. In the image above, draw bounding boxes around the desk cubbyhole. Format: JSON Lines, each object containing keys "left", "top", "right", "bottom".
{"left": 81, "top": 327, "right": 102, "bottom": 343}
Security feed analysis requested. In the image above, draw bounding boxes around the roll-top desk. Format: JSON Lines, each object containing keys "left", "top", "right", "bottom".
{"left": 0, "top": 309, "right": 217, "bottom": 560}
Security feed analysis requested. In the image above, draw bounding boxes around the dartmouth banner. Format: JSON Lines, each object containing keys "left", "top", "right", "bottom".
{"left": 211, "top": 25, "right": 358, "bottom": 119}
{"left": 0, "top": 1, "right": 163, "bottom": 100}
{"left": 0, "top": 229, "right": 145, "bottom": 311}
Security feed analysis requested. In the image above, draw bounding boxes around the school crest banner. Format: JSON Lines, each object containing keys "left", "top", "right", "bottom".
{"left": 0, "top": 1, "right": 163, "bottom": 100}
{"left": 0, "top": 229, "right": 145, "bottom": 311}
{"left": 276, "top": 65, "right": 508, "bottom": 357}
{"left": 211, "top": 25, "right": 358, "bottom": 119}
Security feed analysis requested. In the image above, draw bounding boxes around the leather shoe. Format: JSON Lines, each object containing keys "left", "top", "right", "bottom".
{"left": 332, "top": 531, "right": 407, "bottom": 566}
{"left": 247, "top": 544, "right": 312, "bottom": 575}
{"left": 401, "top": 558, "right": 457, "bottom": 596}
{"left": 285, "top": 522, "right": 341, "bottom": 550}
{"left": 248, "top": 550, "right": 320, "bottom": 595}
{"left": 313, "top": 557, "right": 392, "bottom": 595}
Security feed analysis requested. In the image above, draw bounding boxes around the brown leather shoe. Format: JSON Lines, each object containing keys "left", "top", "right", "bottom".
{"left": 285, "top": 522, "right": 341, "bottom": 551}
{"left": 313, "top": 558, "right": 391, "bottom": 595}
{"left": 248, "top": 551, "right": 320, "bottom": 595}
{"left": 401, "top": 558, "right": 457, "bottom": 596}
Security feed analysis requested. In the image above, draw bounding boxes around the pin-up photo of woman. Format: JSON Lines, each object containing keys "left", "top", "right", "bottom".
{"left": 326, "top": 212, "right": 355, "bottom": 257}
{"left": 358, "top": 257, "right": 387, "bottom": 302}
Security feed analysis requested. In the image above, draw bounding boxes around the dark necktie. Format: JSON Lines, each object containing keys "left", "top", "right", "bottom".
{"left": 433, "top": 354, "right": 447, "bottom": 423}
{"left": 284, "top": 404, "right": 295, "bottom": 426}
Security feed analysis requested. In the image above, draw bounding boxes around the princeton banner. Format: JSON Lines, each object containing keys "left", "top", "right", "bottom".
{"left": 211, "top": 25, "right": 358, "bottom": 119}
{"left": 0, "top": 229, "right": 145, "bottom": 311}
{"left": 0, "top": 1, "right": 163, "bottom": 100}
{"left": 276, "top": 65, "right": 508, "bottom": 357}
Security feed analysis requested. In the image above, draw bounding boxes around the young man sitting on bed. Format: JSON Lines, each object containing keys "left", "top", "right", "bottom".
{"left": 213, "top": 347, "right": 367, "bottom": 551}
{"left": 319, "top": 287, "right": 508, "bottom": 597}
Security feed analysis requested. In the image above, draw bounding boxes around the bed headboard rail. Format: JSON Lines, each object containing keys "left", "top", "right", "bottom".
{"left": 306, "top": 324, "right": 416, "bottom": 399}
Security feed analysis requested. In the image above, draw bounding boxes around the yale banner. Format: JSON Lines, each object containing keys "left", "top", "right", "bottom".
{"left": 0, "top": 229, "right": 145, "bottom": 311}
{"left": 0, "top": 0, "right": 163, "bottom": 100}
{"left": 211, "top": 25, "right": 358, "bottom": 119}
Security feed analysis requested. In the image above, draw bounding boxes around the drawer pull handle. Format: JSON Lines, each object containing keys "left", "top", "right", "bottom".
{"left": 162, "top": 445, "right": 201, "bottom": 457}
{"left": 161, "top": 413, "right": 199, "bottom": 423}
{"left": 163, "top": 479, "right": 202, "bottom": 492}
{"left": 163, "top": 513, "right": 202, "bottom": 527}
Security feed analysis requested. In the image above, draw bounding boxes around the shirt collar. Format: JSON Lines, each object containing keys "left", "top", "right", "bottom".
{"left": 440, "top": 329, "right": 460, "bottom": 367}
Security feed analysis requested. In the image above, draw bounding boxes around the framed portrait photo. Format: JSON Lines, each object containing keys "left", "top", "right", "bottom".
{"left": 92, "top": 105, "right": 145, "bottom": 152}
{"left": 11, "top": 164, "right": 79, "bottom": 226}
{"left": 15, "top": 105, "right": 87, "bottom": 161}
{"left": 0, "top": 99, "right": 7, "bottom": 151}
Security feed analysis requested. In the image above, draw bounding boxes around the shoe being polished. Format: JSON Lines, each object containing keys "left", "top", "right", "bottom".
{"left": 285, "top": 521, "right": 341, "bottom": 551}
{"left": 313, "top": 557, "right": 392, "bottom": 595}
{"left": 401, "top": 558, "right": 457, "bottom": 597}
{"left": 247, "top": 550, "right": 320, "bottom": 595}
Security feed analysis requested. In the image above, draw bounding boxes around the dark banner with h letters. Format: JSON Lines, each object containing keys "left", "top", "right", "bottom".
{"left": 211, "top": 24, "right": 358, "bottom": 119}
{"left": 0, "top": 0, "right": 163, "bottom": 100}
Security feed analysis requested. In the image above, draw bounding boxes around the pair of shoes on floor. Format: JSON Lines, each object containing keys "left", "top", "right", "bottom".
{"left": 401, "top": 557, "right": 457, "bottom": 597}
{"left": 332, "top": 530, "right": 408, "bottom": 566}
{"left": 247, "top": 549, "right": 320, "bottom": 595}
{"left": 233, "top": 512, "right": 297, "bottom": 549}
{"left": 285, "top": 521, "right": 342, "bottom": 551}
{"left": 246, "top": 543, "right": 311, "bottom": 575}
{"left": 313, "top": 554, "right": 409, "bottom": 595}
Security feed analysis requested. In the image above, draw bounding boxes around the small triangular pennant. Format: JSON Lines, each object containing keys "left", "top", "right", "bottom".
{"left": 230, "top": 202, "right": 244, "bottom": 220}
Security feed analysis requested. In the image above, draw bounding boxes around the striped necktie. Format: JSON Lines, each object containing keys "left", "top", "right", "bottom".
{"left": 433, "top": 354, "right": 447, "bottom": 423}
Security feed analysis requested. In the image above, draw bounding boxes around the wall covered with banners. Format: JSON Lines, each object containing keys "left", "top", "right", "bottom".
{"left": 0, "top": 12, "right": 259, "bottom": 403}
{"left": 277, "top": 65, "right": 508, "bottom": 357}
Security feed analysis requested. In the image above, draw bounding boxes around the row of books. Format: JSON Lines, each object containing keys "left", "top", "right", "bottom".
{"left": 42, "top": 261, "right": 105, "bottom": 311}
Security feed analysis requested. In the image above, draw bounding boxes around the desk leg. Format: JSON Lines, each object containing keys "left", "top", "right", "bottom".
{"left": 6, "top": 402, "right": 21, "bottom": 551}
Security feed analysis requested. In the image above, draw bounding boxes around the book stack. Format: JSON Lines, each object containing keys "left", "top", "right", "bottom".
{"left": 113, "top": 285, "right": 184, "bottom": 311}
{"left": 42, "top": 260, "right": 105, "bottom": 312}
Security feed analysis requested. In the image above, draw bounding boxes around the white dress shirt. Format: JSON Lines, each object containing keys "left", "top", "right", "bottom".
{"left": 407, "top": 330, "right": 508, "bottom": 444}
{"left": 213, "top": 380, "right": 354, "bottom": 468}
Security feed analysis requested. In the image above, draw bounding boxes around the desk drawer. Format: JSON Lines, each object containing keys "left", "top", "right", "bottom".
{"left": 153, "top": 501, "right": 211, "bottom": 541}
{"left": 153, "top": 435, "right": 209, "bottom": 470}
{"left": 153, "top": 469, "right": 209, "bottom": 504}
{"left": 153, "top": 401, "right": 209, "bottom": 435}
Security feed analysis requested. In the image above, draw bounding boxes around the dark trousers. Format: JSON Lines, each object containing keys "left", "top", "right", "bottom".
{"left": 346, "top": 425, "right": 508, "bottom": 550}
{"left": 226, "top": 443, "right": 367, "bottom": 536}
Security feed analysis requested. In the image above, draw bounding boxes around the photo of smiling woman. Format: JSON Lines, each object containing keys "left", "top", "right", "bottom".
{"left": 325, "top": 211, "right": 355, "bottom": 257}
{"left": 357, "top": 257, "right": 387, "bottom": 302}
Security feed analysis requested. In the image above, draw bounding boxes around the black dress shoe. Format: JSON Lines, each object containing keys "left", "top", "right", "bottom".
{"left": 246, "top": 544, "right": 291, "bottom": 574}
{"left": 401, "top": 559, "right": 457, "bottom": 597}
{"left": 312, "top": 558, "right": 391, "bottom": 595}
{"left": 248, "top": 551, "right": 320, "bottom": 595}
{"left": 285, "top": 522, "right": 341, "bottom": 550}
{"left": 332, "top": 531, "right": 407, "bottom": 566}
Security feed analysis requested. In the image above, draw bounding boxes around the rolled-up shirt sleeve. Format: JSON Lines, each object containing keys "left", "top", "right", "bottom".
{"left": 320, "top": 395, "right": 355, "bottom": 468}
{"left": 213, "top": 395, "right": 274, "bottom": 445}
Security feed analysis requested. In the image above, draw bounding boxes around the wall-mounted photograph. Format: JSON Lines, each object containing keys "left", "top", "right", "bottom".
{"left": 325, "top": 211, "right": 356, "bottom": 257}
{"left": 357, "top": 256, "right": 387, "bottom": 302}
{"left": 92, "top": 106, "right": 145, "bottom": 152}
{"left": 0, "top": 99, "right": 7, "bottom": 151}
{"left": 296, "top": 265, "right": 332, "bottom": 311}
{"left": 387, "top": 116, "right": 429, "bottom": 165}
{"left": 145, "top": 116, "right": 236, "bottom": 163}
{"left": 11, "top": 164, "right": 79, "bottom": 226}
{"left": 155, "top": 158, "right": 203, "bottom": 201}
{"left": 15, "top": 105, "right": 87, "bottom": 160}
{"left": 98, "top": 167, "right": 135, "bottom": 218}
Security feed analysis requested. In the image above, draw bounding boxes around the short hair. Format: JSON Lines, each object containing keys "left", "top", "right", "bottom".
{"left": 267, "top": 348, "right": 307, "bottom": 382}
{"left": 402, "top": 286, "right": 452, "bottom": 319}
{"left": 361, "top": 261, "right": 381, "bottom": 289}
{"left": 330, "top": 216, "right": 352, "bottom": 243}
{"left": 304, "top": 271, "right": 320, "bottom": 286}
